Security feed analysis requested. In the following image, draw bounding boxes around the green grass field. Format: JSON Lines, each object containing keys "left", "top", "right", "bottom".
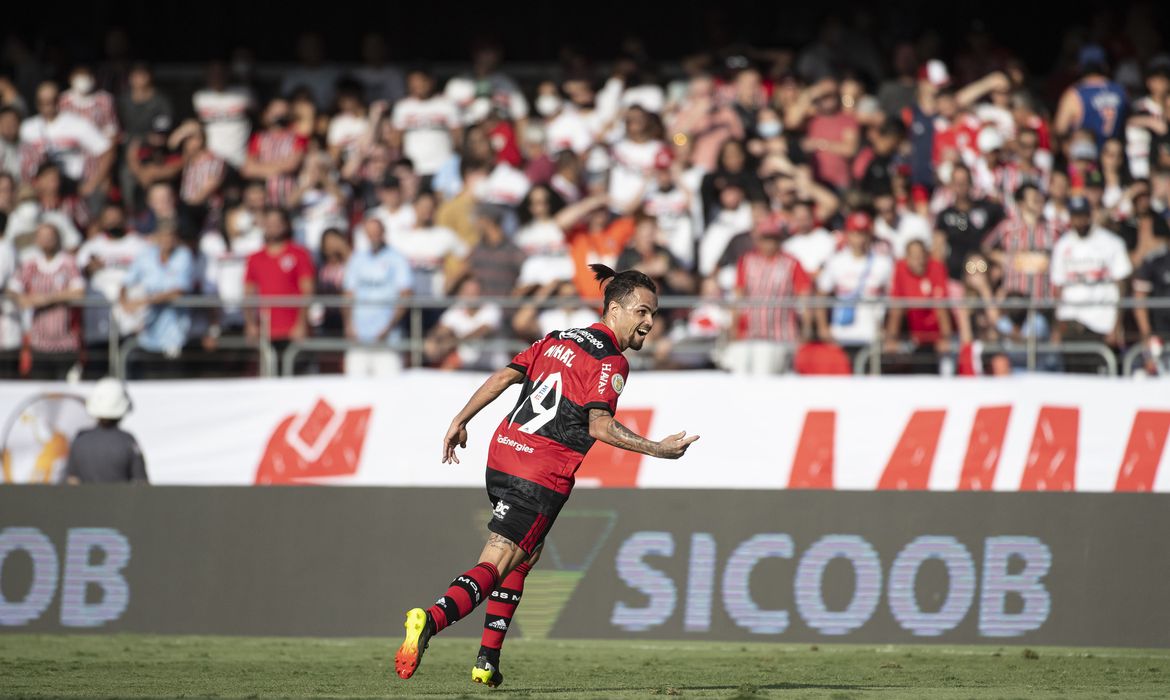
{"left": 1, "top": 635, "right": 1167, "bottom": 698}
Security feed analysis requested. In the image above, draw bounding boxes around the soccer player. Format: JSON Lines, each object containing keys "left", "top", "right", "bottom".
{"left": 394, "top": 264, "right": 699, "bottom": 686}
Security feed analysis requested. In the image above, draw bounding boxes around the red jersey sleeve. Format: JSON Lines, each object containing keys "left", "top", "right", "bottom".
{"left": 507, "top": 336, "right": 546, "bottom": 374}
{"left": 583, "top": 353, "right": 629, "bottom": 415}
{"left": 243, "top": 251, "right": 260, "bottom": 286}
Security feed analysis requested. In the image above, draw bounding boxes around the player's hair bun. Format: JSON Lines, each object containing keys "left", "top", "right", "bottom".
{"left": 590, "top": 263, "right": 617, "bottom": 286}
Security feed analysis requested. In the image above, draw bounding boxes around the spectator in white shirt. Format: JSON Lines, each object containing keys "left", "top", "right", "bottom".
{"left": 0, "top": 107, "right": 20, "bottom": 180}
{"left": 391, "top": 70, "right": 462, "bottom": 178}
{"left": 426, "top": 274, "right": 504, "bottom": 370}
{"left": 20, "top": 82, "right": 114, "bottom": 203}
{"left": 364, "top": 174, "right": 416, "bottom": 254}
{"left": 192, "top": 62, "right": 253, "bottom": 168}
{"left": 873, "top": 192, "right": 932, "bottom": 259}
{"left": 782, "top": 199, "right": 838, "bottom": 276}
{"left": 58, "top": 65, "right": 119, "bottom": 139}
{"left": 394, "top": 190, "right": 469, "bottom": 298}
{"left": 4, "top": 163, "right": 83, "bottom": 255}
{"left": 698, "top": 183, "right": 754, "bottom": 283}
{"left": 326, "top": 80, "right": 370, "bottom": 168}
{"left": 815, "top": 211, "right": 894, "bottom": 349}
{"left": 607, "top": 106, "right": 665, "bottom": 214}
{"left": 77, "top": 203, "right": 148, "bottom": 356}
{"left": 1050, "top": 196, "right": 1132, "bottom": 347}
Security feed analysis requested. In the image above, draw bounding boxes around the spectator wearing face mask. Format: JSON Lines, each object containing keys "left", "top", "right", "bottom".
{"left": 241, "top": 98, "right": 309, "bottom": 208}
{"left": 126, "top": 114, "right": 182, "bottom": 217}
{"left": 58, "top": 65, "right": 119, "bottom": 140}
{"left": 77, "top": 203, "right": 148, "bottom": 372}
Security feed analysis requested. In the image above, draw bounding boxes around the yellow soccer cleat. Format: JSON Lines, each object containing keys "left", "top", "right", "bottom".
{"left": 394, "top": 608, "right": 433, "bottom": 680}
{"left": 471, "top": 655, "right": 504, "bottom": 688}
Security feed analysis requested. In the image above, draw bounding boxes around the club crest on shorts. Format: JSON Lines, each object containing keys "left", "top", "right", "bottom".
{"left": 492, "top": 501, "right": 511, "bottom": 520}
{"left": 612, "top": 374, "right": 624, "bottom": 394}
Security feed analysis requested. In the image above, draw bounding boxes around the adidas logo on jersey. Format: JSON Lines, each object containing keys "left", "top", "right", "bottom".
{"left": 488, "top": 619, "right": 508, "bottom": 631}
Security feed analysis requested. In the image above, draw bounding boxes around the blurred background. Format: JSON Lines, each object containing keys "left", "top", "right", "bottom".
{"left": 0, "top": 0, "right": 1167, "bottom": 382}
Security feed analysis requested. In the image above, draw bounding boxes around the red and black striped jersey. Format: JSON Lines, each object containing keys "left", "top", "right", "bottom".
{"left": 488, "top": 322, "right": 629, "bottom": 495}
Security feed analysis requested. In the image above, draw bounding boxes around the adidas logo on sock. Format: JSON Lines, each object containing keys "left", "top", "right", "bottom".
{"left": 488, "top": 619, "right": 508, "bottom": 631}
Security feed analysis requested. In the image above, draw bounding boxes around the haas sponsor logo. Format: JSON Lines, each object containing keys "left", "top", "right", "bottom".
{"left": 255, "top": 398, "right": 372, "bottom": 484}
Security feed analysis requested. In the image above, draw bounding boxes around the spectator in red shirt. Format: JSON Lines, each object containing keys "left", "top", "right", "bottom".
{"left": 793, "top": 78, "right": 859, "bottom": 191}
{"left": 241, "top": 99, "right": 308, "bottom": 208}
{"left": 884, "top": 239, "right": 954, "bottom": 373}
{"left": 244, "top": 207, "right": 315, "bottom": 357}
{"left": 721, "top": 219, "right": 811, "bottom": 375}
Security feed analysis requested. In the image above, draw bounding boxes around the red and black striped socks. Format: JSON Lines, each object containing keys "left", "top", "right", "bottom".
{"left": 478, "top": 561, "right": 531, "bottom": 662}
{"left": 426, "top": 561, "right": 500, "bottom": 633}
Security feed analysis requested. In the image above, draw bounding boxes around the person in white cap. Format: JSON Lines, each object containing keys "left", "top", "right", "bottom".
{"left": 63, "top": 377, "right": 147, "bottom": 484}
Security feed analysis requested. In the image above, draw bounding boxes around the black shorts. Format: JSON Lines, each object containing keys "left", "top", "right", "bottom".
{"left": 485, "top": 468, "right": 568, "bottom": 555}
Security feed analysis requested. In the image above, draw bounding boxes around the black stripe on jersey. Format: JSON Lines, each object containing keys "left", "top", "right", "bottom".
{"left": 508, "top": 362, "right": 526, "bottom": 374}
{"left": 583, "top": 401, "right": 613, "bottom": 414}
{"left": 551, "top": 327, "right": 620, "bottom": 361}
{"left": 507, "top": 390, "right": 595, "bottom": 455}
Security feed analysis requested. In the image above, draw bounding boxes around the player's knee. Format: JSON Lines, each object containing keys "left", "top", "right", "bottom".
{"left": 525, "top": 544, "right": 543, "bottom": 567}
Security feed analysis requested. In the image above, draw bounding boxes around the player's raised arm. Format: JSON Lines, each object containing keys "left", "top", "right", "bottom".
{"left": 442, "top": 366, "right": 525, "bottom": 464}
{"left": 587, "top": 407, "right": 699, "bottom": 459}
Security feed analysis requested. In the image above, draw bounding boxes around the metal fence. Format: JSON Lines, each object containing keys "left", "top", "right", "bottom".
{"left": 9, "top": 294, "right": 1170, "bottom": 379}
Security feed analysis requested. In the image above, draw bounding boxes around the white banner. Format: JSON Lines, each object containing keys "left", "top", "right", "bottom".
{"left": 3, "top": 373, "right": 1170, "bottom": 492}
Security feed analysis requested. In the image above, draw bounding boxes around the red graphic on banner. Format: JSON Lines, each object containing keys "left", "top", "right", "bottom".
{"left": 577, "top": 408, "right": 654, "bottom": 487}
{"left": 789, "top": 410, "right": 835, "bottom": 489}
{"left": 255, "top": 398, "right": 373, "bottom": 484}
{"left": 958, "top": 406, "right": 1013, "bottom": 490}
{"left": 878, "top": 410, "right": 946, "bottom": 490}
{"left": 1115, "top": 411, "right": 1170, "bottom": 492}
{"left": 1019, "top": 406, "right": 1078, "bottom": 491}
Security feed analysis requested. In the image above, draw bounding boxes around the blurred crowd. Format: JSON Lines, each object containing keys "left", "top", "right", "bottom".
{"left": 2, "top": 20, "right": 1170, "bottom": 379}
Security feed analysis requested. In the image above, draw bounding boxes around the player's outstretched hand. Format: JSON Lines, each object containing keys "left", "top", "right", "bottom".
{"left": 657, "top": 430, "right": 700, "bottom": 459}
{"left": 442, "top": 424, "right": 468, "bottom": 464}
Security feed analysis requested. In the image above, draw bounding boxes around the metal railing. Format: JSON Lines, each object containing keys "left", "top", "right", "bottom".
{"left": 9, "top": 294, "right": 1170, "bottom": 379}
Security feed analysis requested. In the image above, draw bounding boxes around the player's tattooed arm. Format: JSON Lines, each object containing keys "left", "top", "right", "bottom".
{"left": 588, "top": 408, "right": 699, "bottom": 459}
